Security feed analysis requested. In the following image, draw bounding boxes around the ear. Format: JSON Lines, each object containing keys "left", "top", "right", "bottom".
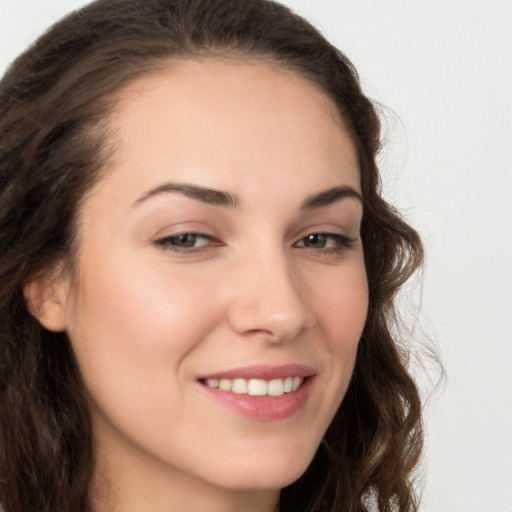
{"left": 23, "top": 267, "right": 69, "bottom": 332}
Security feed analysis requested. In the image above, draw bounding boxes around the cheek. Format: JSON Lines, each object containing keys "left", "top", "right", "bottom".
{"left": 313, "top": 262, "right": 368, "bottom": 340}
{"left": 308, "top": 259, "right": 368, "bottom": 379}
{"left": 66, "top": 253, "right": 223, "bottom": 398}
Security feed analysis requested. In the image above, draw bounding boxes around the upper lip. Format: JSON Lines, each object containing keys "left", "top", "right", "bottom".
{"left": 197, "top": 364, "right": 316, "bottom": 381}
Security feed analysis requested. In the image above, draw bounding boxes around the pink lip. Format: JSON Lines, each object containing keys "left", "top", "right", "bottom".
{"left": 197, "top": 364, "right": 316, "bottom": 381}
{"left": 197, "top": 364, "right": 316, "bottom": 421}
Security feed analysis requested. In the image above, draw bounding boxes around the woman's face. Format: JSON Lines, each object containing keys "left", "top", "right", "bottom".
{"left": 52, "top": 59, "right": 368, "bottom": 504}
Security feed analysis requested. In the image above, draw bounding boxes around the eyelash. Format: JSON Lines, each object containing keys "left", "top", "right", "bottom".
{"left": 295, "top": 233, "right": 356, "bottom": 254}
{"left": 153, "top": 233, "right": 221, "bottom": 253}
{"left": 153, "top": 232, "right": 356, "bottom": 255}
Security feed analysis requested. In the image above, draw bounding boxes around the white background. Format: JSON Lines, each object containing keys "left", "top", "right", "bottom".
{"left": 1, "top": 1, "right": 511, "bottom": 511}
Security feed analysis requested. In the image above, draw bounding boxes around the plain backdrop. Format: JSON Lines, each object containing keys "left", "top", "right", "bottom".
{"left": 1, "top": 1, "right": 511, "bottom": 511}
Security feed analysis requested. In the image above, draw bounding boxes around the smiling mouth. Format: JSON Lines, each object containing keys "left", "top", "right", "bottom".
{"left": 200, "top": 376, "right": 305, "bottom": 397}
{"left": 198, "top": 366, "right": 315, "bottom": 419}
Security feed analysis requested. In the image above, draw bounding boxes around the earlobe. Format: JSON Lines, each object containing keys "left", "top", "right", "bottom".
{"left": 23, "top": 269, "right": 69, "bottom": 332}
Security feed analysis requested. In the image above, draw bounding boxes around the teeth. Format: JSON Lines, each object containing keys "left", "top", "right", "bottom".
{"left": 232, "top": 378, "right": 248, "bottom": 394}
{"left": 204, "top": 376, "right": 304, "bottom": 396}
{"left": 268, "top": 379, "right": 284, "bottom": 396}
{"left": 248, "top": 379, "right": 267, "bottom": 396}
{"left": 206, "top": 378, "right": 219, "bottom": 388}
{"left": 219, "top": 379, "right": 232, "bottom": 391}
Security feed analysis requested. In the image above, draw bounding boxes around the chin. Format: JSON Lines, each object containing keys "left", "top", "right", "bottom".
{"left": 203, "top": 446, "right": 316, "bottom": 492}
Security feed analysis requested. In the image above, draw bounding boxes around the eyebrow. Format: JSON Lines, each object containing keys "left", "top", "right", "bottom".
{"left": 133, "top": 182, "right": 239, "bottom": 208}
{"left": 300, "top": 185, "right": 363, "bottom": 210}
{"left": 133, "top": 182, "right": 362, "bottom": 210}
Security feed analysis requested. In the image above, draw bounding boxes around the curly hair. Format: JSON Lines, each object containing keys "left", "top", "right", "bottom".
{"left": 0, "top": 0, "right": 424, "bottom": 511}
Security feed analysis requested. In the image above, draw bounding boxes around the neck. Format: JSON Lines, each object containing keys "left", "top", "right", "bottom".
{"left": 90, "top": 446, "right": 280, "bottom": 512}
{"left": 89, "top": 410, "right": 282, "bottom": 512}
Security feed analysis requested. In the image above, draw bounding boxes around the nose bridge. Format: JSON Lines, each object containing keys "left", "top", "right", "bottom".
{"left": 227, "top": 242, "right": 315, "bottom": 341}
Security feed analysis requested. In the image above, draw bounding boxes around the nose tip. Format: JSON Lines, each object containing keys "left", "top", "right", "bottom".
{"left": 227, "top": 267, "right": 316, "bottom": 343}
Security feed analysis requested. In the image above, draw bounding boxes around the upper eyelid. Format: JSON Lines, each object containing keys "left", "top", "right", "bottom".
{"left": 152, "top": 223, "right": 219, "bottom": 239}
{"left": 292, "top": 224, "right": 357, "bottom": 240}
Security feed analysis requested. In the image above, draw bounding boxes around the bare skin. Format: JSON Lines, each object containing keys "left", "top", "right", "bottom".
{"left": 29, "top": 58, "right": 368, "bottom": 512}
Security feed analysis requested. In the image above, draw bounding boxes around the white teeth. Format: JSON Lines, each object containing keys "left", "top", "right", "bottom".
{"left": 268, "top": 379, "right": 284, "bottom": 396}
{"left": 248, "top": 379, "right": 268, "bottom": 396}
{"left": 204, "top": 376, "right": 304, "bottom": 396}
{"left": 292, "top": 376, "right": 302, "bottom": 392}
{"left": 219, "top": 379, "right": 232, "bottom": 391}
{"left": 205, "top": 379, "right": 219, "bottom": 388}
{"left": 232, "top": 378, "right": 248, "bottom": 394}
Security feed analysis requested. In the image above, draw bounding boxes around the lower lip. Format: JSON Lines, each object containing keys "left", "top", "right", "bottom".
{"left": 199, "top": 377, "right": 314, "bottom": 420}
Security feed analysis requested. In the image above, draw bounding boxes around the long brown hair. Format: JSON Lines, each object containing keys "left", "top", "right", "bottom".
{"left": 0, "top": 1, "right": 424, "bottom": 510}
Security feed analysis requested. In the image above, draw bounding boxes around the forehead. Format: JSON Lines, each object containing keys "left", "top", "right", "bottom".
{"left": 97, "top": 57, "right": 360, "bottom": 202}
{"left": 115, "top": 56, "right": 344, "bottom": 126}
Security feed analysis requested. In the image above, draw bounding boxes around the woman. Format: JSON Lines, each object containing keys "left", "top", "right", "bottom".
{"left": 0, "top": 0, "right": 424, "bottom": 511}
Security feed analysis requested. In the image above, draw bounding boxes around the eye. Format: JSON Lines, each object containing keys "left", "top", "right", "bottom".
{"left": 154, "top": 232, "right": 220, "bottom": 252}
{"left": 295, "top": 233, "right": 355, "bottom": 252}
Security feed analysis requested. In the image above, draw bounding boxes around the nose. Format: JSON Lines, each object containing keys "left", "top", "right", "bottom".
{"left": 227, "top": 250, "right": 316, "bottom": 343}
